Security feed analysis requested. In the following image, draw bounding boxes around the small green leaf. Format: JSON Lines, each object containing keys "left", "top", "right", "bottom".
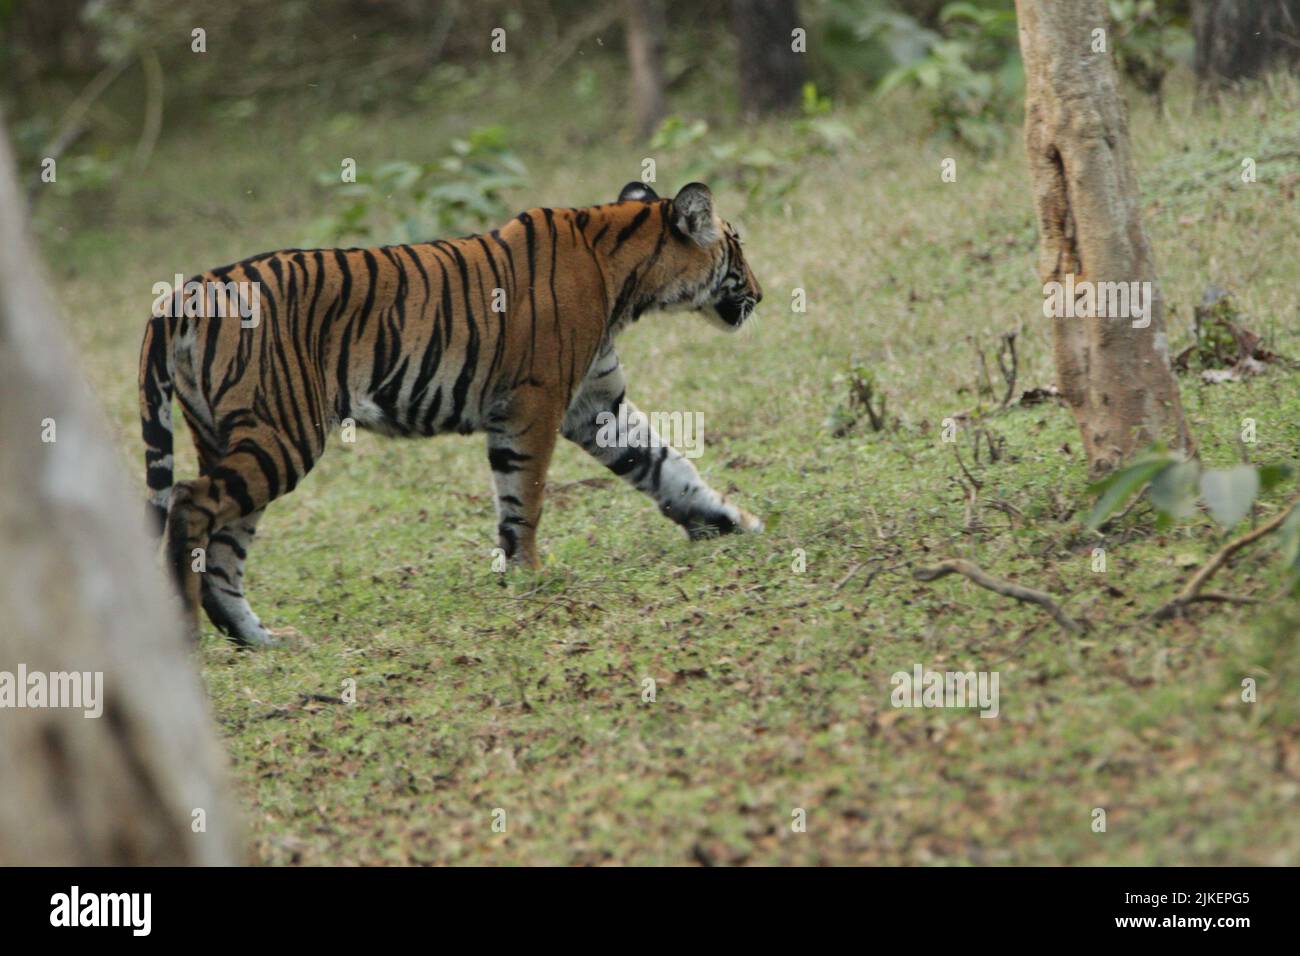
{"left": 1258, "top": 463, "right": 1295, "bottom": 492}
{"left": 1199, "top": 465, "right": 1260, "bottom": 529}
{"left": 1148, "top": 458, "right": 1200, "bottom": 520}
{"left": 1085, "top": 455, "right": 1177, "bottom": 531}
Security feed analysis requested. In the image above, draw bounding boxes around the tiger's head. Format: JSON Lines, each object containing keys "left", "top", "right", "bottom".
{"left": 615, "top": 181, "right": 763, "bottom": 332}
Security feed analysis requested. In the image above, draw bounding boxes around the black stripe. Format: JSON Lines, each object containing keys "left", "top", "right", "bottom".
{"left": 611, "top": 206, "right": 651, "bottom": 255}
{"left": 488, "top": 447, "right": 531, "bottom": 474}
{"left": 443, "top": 243, "right": 480, "bottom": 433}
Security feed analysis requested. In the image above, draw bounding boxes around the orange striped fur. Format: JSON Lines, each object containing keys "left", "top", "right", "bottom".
{"left": 140, "top": 181, "right": 762, "bottom": 644}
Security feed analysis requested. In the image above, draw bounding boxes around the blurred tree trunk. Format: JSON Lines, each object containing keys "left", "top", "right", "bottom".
{"left": 1192, "top": 0, "right": 1300, "bottom": 85}
{"left": 1015, "top": 0, "right": 1192, "bottom": 475}
{"left": 0, "top": 124, "right": 242, "bottom": 865}
{"left": 730, "top": 0, "right": 807, "bottom": 118}
{"left": 6, "top": 0, "right": 99, "bottom": 83}
{"left": 624, "top": 0, "right": 668, "bottom": 140}
{"left": 421, "top": 0, "right": 461, "bottom": 68}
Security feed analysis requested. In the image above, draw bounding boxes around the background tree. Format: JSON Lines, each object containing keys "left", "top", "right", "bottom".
{"left": 730, "top": 0, "right": 807, "bottom": 118}
{"left": 624, "top": 0, "right": 668, "bottom": 140}
{"left": 1193, "top": 0, "right": 1300, "bottom": 85}
{"left": 0, "top": 124, "right": 242, "bottom": 866}
{"left": 1014, "top": 0, "right": 1192, "bottom": 475}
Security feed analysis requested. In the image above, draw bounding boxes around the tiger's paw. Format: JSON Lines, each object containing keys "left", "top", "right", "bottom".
{"left": 224, "top": 626, "right": 280, "bottom": 650}
{"left": 685, "top": 504, "right": 763, "bottom": 540}
{"left": 734, "top": 508, "right": 764, "bottom": 534}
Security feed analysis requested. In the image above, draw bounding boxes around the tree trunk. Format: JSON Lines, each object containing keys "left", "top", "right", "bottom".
{"left": 1193, "top": 0, "right": 1300, "bottom": 85}
{"left": 730, "top": 0, "right": 807, "bottom": 118}
{"left": 0, "top": 123, "right": 242, "bottom": 865}
{"left": 1015, "top": 0, "right": 1192, "bottom": 475}
{"left": 624, "top": 0, "right": 668, "bottom": 140}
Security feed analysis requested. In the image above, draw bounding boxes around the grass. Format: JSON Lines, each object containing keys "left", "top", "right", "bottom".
{"left": 34, "top": 63, "right": 1300, "bottom": 865}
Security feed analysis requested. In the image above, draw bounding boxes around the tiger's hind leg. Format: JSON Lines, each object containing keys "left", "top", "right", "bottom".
{"left": 201, "top": 508, "right": 273, "bottom": 646}
{"left": 165, "top": 427, "right": 312, "bottom": 647}
{"left": 164, "top": 475, "right": 233, "bottom": 642}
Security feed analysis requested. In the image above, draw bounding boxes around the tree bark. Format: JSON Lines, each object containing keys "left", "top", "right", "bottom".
{"left": 730, "top": 0, "right": 807, "bottom": 118}
{"left": 624, "top": 0, "right": 668, "bottom": 141}
{"left": 0, "top": 123, "right": 242, "bottom": 865}
{"left": 1015, "top": 0, "right": 1192, "bottom": 476}
{"left": 1192, "top": 0, "right": 1300, "bottom": 85}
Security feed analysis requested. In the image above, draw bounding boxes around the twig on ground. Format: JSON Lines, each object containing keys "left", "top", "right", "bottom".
{"left": 912, "top": 558, "right": 1085, "bottom": 634}
{"left": 832, "top": 563, "right": 862, "bottom": 592}
{"left": 835, "top": 559, "right": 904, "bottom": 594}
{"left": 997, "top": 330, "right": 1018, "bottom": 408}
{"left": 1184, "top": 591, "right": 1264, "bottom": 607}
{"left": 950, "top": 442, "right": 982, "bottom": 530}
{"left": 1153, "top": 496, "right": 1300, "bottom": 620}
{"left": 951, "top": 440, "right": 982, "bottom": 491}
{"left": 973, "top": 425, "right": 1005, "bottom": 463}
{"left": 969, "top": 336, "right": 995, "bottom": 400}
{"left": 984, "top": 498, "right": 1025, "bottom": 529}
{"left": 865, "top": 503, "right": 892, "bottom": 541}
{"left": 948, "top": 476, "right": 979, "bottom": 531}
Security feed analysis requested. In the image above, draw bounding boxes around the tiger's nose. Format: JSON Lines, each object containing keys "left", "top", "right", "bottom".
{"left": 755, "top": 288, "right": 764, "bottom": 304}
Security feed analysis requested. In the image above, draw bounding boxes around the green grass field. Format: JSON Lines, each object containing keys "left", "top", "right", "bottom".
{"left": 37, "top": 68, "right": 1300, "bottom": 865}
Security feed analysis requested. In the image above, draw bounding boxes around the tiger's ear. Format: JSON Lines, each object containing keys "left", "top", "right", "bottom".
{"left": 671, "top": 182, "right": 719, "bottom": 245}
{"left": 618, "top": 182, "right": 658, "bottom": 202}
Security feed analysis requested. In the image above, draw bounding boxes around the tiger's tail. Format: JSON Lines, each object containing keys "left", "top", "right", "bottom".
{"left": 139, "top": 314, "right": 175, "bottom": 537}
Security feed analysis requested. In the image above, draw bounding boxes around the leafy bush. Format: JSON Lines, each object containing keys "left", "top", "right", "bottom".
{"left": 877, "top": 1, "right": 1022, "bottom": 153}
{"left": 874, "top": 0, "right": 1191, "bottom": 150}
{"left": 807, "top": 0, "right": 942, "bottom": 89}
{"left": 825, "top": 362, "right": 893, "bottom": 436}
{"left": 649, "top": 84, "right": 853, "bottom": 214}
{"left": 1086, "top": 447, "right": 1300, "bottom": 595}
{"left": 1107, "top": 0, "right": 1193, "bottom": 101}
{"left": 313, "top": 126, "right": 526, "bottom": 245}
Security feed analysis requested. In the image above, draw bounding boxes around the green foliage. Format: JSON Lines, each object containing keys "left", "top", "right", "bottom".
{"left": 873, "top": 0, "right": 1192, "bottom": 150}
{"left": 807, "top": 0, "right": 942, "bottom": 88}
{"left": 1189, "top": 293, "right": 1247, "bottom": 368}
{"left": 650, "top": 116, "right": 795, "bottom": 212}
{"left": 313, "top": 126, "right": 526, "bottom": 245}
{"left": 56, "top": 150, "right": 125, "bottom": 195}
{"left": 1086, "top": 448, "right": 1178, "bottom": 529}
{"left": 877, "top": 0, "right": 1022, "bottom": 153}
{"left": 648, "top": 85, "right": 852, "bottom": 215}
{"left": 1106, "top": 0, "right": 1193, "bottom": 98}
{"left": 826, "top": 361, "right": 891, "bottom": 436}
{"left": 1086, "top": 449, "right": 1299, "bottom": 594}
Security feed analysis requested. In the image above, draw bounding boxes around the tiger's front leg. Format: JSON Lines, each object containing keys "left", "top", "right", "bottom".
{"left": 561, "top": 347, "right": 762, "bottom": 538}
{"left": 486, "top": 389, "right": 564, "bottom": 569}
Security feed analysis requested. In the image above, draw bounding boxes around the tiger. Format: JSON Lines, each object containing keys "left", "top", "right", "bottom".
{"left": 139, "top": 181, "right": 764, "bottom": 646}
